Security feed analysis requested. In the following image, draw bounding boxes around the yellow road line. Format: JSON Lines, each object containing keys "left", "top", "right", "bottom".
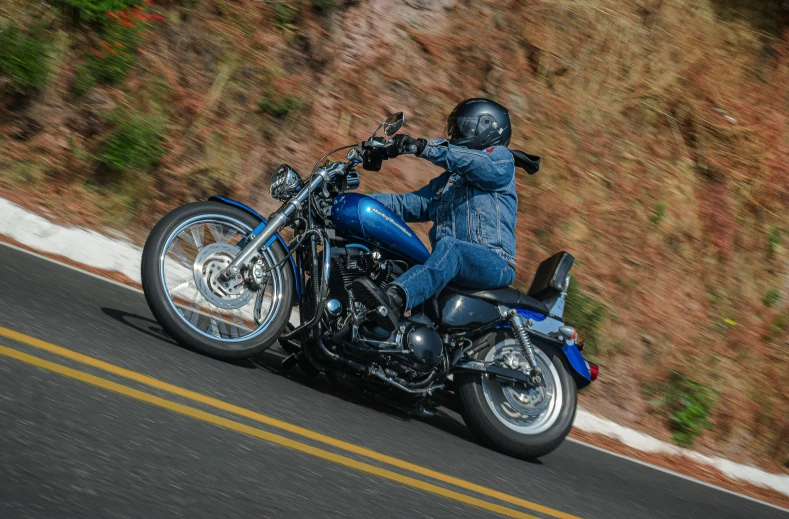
{"left": 0, "top": 345, "right": 541, "bottom": 519}
{"left": 0, "top": 326, "right": 581, "bottom": 519}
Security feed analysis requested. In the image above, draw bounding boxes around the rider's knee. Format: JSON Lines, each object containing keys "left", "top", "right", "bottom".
{"left": 433, "top": 236, "right": 459, "bottom": 253}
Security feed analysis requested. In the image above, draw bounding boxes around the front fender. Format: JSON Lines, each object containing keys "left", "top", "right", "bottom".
{"left": 209, "top": 196, "right": 300, "bottom": 303}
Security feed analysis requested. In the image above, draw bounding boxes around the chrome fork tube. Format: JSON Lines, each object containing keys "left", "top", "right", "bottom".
{"left": 221, "top": 175, "right": 325, "bottom": 280}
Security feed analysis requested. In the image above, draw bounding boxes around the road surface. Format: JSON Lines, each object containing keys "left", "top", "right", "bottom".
{"left": 0, "top": 243, "right": 786, "bottom": 519}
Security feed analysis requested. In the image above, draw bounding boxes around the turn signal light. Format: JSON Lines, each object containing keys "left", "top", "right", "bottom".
{"left": 588, "top": 361, "right": 599, "bottom": 381}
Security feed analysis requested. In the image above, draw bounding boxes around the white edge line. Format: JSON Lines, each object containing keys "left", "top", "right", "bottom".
{"left": 2, "top": 239, "right": 788, "bottom": 512}
{"left": 566, "top": 438, "right": 789, "bottom": 514}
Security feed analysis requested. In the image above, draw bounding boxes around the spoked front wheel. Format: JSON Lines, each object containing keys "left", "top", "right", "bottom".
{"left": 457, "top": 330, "right": 577, "bottom": 459}
{"left": 141, "top": 201, "right": 294, "bottom": 359}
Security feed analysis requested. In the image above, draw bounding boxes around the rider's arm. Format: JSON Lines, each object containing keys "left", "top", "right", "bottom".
{"left": 368, "top": 182, "right": 434, "bottom": 223}
{"left": 418, "top": 139, "right": 514, "bottom": 191}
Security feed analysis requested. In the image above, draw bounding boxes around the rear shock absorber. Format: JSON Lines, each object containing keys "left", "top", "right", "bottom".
{"left": 502, "top": 308, "right": 542, "bottom": 385}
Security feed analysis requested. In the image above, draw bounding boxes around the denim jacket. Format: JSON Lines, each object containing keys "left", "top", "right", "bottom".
{"left": 371, "top": 139, "right": 518, "bottom": 267}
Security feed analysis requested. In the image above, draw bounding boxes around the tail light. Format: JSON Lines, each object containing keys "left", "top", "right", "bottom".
{"left": 586, "top": 361, "right": 599, "bottom": 381}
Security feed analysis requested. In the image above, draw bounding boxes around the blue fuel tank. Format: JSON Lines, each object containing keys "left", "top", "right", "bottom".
{"left": 331, "top": 193, "right": 430, "bottom": 264}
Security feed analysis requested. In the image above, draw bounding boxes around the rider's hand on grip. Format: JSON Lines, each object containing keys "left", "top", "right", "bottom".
{"left": 388, "top": 134, "right": 426, "bottom": 158}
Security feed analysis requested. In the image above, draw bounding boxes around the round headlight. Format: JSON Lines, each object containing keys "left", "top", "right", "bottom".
{"left": 270, "top": 164, "right": 303, "bottom": 201}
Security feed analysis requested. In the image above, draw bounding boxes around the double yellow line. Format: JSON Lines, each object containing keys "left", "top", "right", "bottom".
{"left": 0, "top": 326, "right": 581, "bottom": 519}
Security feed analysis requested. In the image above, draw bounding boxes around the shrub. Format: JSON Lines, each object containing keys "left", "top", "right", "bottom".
{"left": 769, "top": 311, "right": 789, "bottom": 339}
{"left": 767, "top": 225, "right": 781, "bottom": 256}
{"left": 661, "top": 370, "right": 716, "bottom": 447}
{"left": 564, "top": 276, "right": 606, "bottom": 355}
{"left": 273, "top": 3, "right": 300, "bottom": 30}
{"left": 258, "top": 90, "right": 303, "bottom": 118}
{"left": 61, "top": 0, "right": 138, "bottom": 22}
{"left": 73, "top": 5, "right": 163, "bottom": 95}
{"left": 0, "top": 24, "right": 51, "bottom": 93}
{"left": 651, "top": 202, "right": 667, "bottom": 226}
{"left": 71, "top": 64, "right": 97, "bottom": 96}
{"left": 311, "top": 0, "right": 336, "bottom": 8}
{"left": 764, "top": 288, "right": 781, "bottom": 308}
{"left": 99, "top": 108, "right": 165, "bottom": 173}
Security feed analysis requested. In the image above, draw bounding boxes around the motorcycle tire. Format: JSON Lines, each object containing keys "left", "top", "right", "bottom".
{"left": 141, "top": 201, "right": 294, "bottom": 360}
{"left": 456, "top": 330, "right": 577, "bottom": 459}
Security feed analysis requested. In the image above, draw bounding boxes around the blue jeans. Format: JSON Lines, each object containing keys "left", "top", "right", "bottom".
{"left": 393, "top": 237, "right": 516, "bottom": 310}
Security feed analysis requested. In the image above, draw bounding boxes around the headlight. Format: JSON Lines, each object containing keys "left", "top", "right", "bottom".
{"left": 270, "top": 164, "right": 304, "bottom": 201}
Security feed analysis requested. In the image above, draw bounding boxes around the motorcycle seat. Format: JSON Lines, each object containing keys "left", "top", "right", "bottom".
{"left": 446, "top": 285, "right": 549, "bottom": 315}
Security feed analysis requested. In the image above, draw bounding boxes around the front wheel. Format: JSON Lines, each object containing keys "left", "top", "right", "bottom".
{"left": 141, "top": 201, "right": 294, "bottom": 360}
{"left": 457, "top": 331, "right": 577, "bottom": 459}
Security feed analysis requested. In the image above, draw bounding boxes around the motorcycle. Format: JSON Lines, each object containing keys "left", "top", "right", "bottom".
{"left": 141, "top": 112, "right": 598, "bottom": 458}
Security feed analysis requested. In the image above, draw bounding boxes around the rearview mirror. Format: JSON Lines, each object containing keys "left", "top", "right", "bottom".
{"left": 383, "top": 112, "right": 405, "bottom": 136}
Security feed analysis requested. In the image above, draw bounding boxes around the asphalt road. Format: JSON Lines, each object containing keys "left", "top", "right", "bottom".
{"left": 0, "top": 242, "right": 786, "bottom": 519}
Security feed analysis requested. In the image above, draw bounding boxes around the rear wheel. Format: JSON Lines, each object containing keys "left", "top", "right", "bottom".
{"left": 457, "top": 331, "right": 577, "bottom": 459}
{"left": 141, "top": 201, "right": 294, "bottom": 360}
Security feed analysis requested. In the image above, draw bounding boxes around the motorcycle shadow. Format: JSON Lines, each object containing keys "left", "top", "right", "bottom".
{"left": 99, "top": 306, "right": 480, "bottom": 446}
{"left": 100, "top": 307, "right": 258, "bottom": 369}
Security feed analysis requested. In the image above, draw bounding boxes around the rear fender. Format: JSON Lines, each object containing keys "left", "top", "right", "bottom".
{"left": 208, "top": 196, "right": 300, "bottom": 303}
{"left": 554, "top": 340, "right": 592, "bottom": 389}
{"left": 509, "top": 309, "right": 592, "bottom": 389}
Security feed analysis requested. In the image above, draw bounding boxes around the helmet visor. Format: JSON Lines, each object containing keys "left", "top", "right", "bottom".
{"left": 446, "top": 116, "right": 480, "bottom": 142}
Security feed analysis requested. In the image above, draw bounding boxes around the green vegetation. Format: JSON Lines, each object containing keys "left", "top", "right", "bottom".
{"left": 564, "top": 276, "right": 606, "bottom": 355}
{"left": 764, "top": 288, "right": 781, "bottom": 308}
{"left": 258, "top": 90, "right": 303, "bottom": 118}
{"left": 60, "top": 0, "right": 137, "bottom": 21}
{"left": 769, "top": 311, "right": 789, "bottom": 339}
{"left": 0, "top": 24, "right": 51, "bottom": 93}
{"left": 72, "top": 6, "right": 161, "bottom": 95}
{"left": 311, "top": 0, "right": 336, "bottom": 8}
{"left": 767, "top": 226, "right": 781, "bottom": 256}
{"left": 273, "top": 3, "right": 300, "bottom": 30}
{"left": 660, "top": 370, "right": 717, "bottom": 447}
{"left": 99, "top": 108, "right": 165, "bottom": 174}
{"left": 90, "top": 24, "right": 141, "bottom": 85}
{"left": 651, "top": 202, "right": 667, "bottom": 226}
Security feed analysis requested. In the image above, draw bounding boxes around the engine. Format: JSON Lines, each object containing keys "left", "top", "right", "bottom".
{"left": 326, "top": 244, "right": 407, "bottom": 316}
{"left": 325, "top": 245, "right": 444, "bottom": 379}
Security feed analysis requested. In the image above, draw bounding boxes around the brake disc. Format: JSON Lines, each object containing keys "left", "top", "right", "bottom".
{"left": 193, "top": 243, "right": 254, "bottom": 310}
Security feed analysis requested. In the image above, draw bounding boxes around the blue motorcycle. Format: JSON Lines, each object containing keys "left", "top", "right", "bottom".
{"left": 141, "top": 112, "right": 598, "bottom": 458}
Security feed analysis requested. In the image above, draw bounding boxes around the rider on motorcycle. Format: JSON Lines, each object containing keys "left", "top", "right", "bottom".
{"left": 353, "top": 98, "right": 519, "bottom": 331}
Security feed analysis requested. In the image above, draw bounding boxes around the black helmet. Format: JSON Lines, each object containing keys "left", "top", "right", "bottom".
{"left": 445, "top": 98, "right": 511, "bottom": 149}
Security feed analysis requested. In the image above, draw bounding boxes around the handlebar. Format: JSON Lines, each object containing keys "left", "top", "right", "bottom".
{"left": 360, "top": 137, "right": 395, "bottom": 172}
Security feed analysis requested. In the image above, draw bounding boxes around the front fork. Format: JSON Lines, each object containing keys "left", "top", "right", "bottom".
{"left": 220, "top": 174, "right": 326, "bottom": 281}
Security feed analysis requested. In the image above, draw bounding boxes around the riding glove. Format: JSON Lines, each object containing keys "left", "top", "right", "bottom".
{"left": 389, "top": 134, "right": 427, "bottom": 158}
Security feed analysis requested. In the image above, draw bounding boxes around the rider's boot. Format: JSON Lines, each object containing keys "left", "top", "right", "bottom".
{"left": 350, "top": 278, "right": 405, "bottom": 331}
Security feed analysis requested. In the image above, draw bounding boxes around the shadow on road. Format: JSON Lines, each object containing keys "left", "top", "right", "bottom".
{"left": 99, "top": 306, "right": 507, "bottom": 450}
{"left": 100, "top": 307, "right": 257, "bottom": 369}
